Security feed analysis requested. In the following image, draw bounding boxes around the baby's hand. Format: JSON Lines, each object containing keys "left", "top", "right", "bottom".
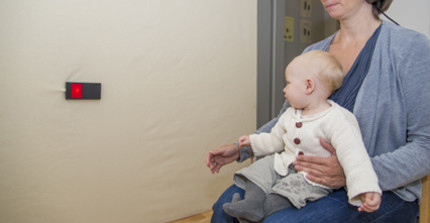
{"left": 238, "top": 135, "right": 250, "bottom": 148}
{"left": 358, "top": 192, "right": 381, "bottom": 213}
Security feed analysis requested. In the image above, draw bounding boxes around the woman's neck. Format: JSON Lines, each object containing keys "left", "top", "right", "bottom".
{"left": 337, "top": 13, "right": 381, "bottom": 44}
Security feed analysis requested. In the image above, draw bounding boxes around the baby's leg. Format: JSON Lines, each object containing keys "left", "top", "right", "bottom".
{"left": 229, "top": 193, "right": 253, "bottom": 223}
{"left": 263, "top": 193, "right": 292, "bottom": 217}
{"left": 223, "top": 181, "right": 265, "bottom": 222}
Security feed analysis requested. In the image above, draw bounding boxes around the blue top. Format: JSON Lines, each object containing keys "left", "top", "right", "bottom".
{"left": 241, "top": 21, "right": 430, "bottom": 202}
{"left": 329, "top": 25, "right": 381, "bottom": 112}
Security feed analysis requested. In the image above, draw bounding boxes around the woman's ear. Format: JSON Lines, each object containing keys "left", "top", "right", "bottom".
{"left": 305, "top": 78, "right": 315, "bottom": 94}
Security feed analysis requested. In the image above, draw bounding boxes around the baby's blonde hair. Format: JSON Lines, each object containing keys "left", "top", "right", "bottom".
{"left": 294, "top": 50, "right": 344, "bottom": 93}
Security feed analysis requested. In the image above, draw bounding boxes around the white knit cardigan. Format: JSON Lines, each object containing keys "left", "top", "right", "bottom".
{"left": 250, "top": 100, "right": 381, "bottom": 206}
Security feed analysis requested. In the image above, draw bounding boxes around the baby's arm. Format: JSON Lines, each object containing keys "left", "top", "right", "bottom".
{"left": 328, "top": 108, "right": 381, "bottom": 207}
{"left": 358, "top": 192, "right": 381, "bottom": 212}
{"left": 238, "top": 135, "right": 250, "bottom": 148}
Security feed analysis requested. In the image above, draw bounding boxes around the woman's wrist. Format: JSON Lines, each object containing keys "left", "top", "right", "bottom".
{"left": 235, "top": 142, "right": 254, "bottom": 163}
{"left": 233, "top": 142, "right": 240, "bottom": 153}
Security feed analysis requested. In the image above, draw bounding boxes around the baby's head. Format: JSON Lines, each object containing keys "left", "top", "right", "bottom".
{"left": 296, "top": 50, "right": 344, "bottom": 93}
{"left": 283, "top": 50, "right": 344, "bottom": 108}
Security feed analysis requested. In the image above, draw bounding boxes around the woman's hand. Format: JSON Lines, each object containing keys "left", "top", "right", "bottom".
{"left": 293, "top": 138, "right": 346, "bottom": 188}
{"left": 206, "top": 144, "right": 240, "bottom": 174}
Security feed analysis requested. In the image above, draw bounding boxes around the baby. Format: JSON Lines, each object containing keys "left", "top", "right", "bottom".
{"left": 223, "top": 50, "right": 381, "bottom": 222}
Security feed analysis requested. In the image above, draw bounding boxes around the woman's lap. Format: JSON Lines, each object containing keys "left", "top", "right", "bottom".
{"left": 212, "top": 185, "right": 418, "bottom": 223}
{"left": 264, "top": 189, "right": 418, "bottom": 223}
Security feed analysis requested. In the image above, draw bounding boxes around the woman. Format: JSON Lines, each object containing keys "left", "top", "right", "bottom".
{"left": 206, "top": 0, "right": 430, "bottom": 222}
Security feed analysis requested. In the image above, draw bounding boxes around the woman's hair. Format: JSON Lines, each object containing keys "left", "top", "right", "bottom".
{"left": 296, "top": 50, "right": 344, "bottom": 93}
{"left": 365, "top": 0, "right": 394, "bottom": 18}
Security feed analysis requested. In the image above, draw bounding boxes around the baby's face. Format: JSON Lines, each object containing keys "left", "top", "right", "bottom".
{"left": 283, "top": 61, "right": 309, "bottom": 109}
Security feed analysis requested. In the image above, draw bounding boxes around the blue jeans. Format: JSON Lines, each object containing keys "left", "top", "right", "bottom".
{"left": 211, "top": 184, "right": 418, "bottom": 223}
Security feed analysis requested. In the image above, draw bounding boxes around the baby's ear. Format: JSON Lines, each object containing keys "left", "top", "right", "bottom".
{"left": 305, "top": 78, "right": 315, "bottom": 94}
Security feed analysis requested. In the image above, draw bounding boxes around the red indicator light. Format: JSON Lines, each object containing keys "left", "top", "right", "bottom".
{"left": 71, "top": 83, "right": 83, "bottom": 99}
{"left": 66, "top": 82, "right": 101, "bottom": 99}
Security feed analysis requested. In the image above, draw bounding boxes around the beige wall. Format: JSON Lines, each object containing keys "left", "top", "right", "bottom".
{"left": 386, "top": 0, "right": 430, "bottom": 38}
{"left": 0, "top": 0, "right": 256, "bottom": 222}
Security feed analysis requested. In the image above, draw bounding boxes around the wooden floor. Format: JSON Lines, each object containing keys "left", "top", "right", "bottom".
{"left": 169, "top": 211, "right": 212, "bottom": 223}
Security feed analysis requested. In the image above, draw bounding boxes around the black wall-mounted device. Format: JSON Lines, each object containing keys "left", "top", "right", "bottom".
{"left": 66, "top": 82, "right": 101, "bottom": 99}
